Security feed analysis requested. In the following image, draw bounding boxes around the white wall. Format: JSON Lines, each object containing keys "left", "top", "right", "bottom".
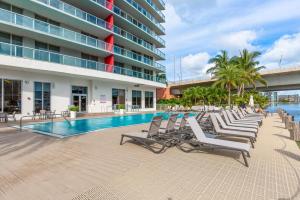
{"left": 0, "top": 68, "right": 157, "bottom": 118}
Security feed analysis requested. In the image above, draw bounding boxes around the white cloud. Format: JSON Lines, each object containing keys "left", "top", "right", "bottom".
{"left": 261, "top": 33, "right": 300, "bottom": 68}
{"left": 164, "top": 3, "right": 185, "bottom": 32}
{"left": 180, "top": 52, "right": 212, "bottom": 79}
{"left": 215, "top": 30, "right": 257, "bottom": 54}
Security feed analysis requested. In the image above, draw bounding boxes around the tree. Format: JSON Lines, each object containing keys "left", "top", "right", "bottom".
{"left": 233, "top": 49, "right": 267, "bottom": 97}
{"left": 212, "top": 64, "right": 241, "bottom": 106}
{"left": 207, "top": 50, "right": 230, "bottom": 75}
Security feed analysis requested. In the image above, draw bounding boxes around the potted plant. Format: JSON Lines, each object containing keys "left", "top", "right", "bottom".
{"left": 117, "top": 104, "right": 125, "bottom": 115}
{"left": 69, "top": 105, "right": 79, "bottom": 119}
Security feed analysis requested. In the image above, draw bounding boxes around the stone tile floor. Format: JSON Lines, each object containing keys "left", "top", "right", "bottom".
{"left": 0, "top": 114, "right": 299, "bottom": 200}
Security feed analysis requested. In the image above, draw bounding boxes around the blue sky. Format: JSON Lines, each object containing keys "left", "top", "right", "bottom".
{"left": 163, "top": 0, "right": 300, "bottom": 87}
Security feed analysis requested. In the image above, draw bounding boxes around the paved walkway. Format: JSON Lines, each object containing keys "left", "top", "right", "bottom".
{"left": 0, "top": 114, "right": 299, "bottom": 200}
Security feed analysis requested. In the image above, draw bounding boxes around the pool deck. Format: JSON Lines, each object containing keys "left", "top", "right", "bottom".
{"left": 0, "top": 114, "right": 300, "bottom": 200}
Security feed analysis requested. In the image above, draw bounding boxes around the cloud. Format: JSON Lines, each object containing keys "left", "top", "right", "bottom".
{"left": 164, "top": 3, "right": 185, "bottom": 31}
{"left": 180, "top": 52, "right": 212, "bottom": 79}
{"left": 261, "top": 33, "right": 300, "bottom": 68}
{"left": 215, "top": 30, "right": 258, "bottom": 54}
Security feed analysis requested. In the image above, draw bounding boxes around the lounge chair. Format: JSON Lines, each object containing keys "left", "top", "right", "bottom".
{"left": 214, "top": 113, "right": 258, "bottom": 135}
{"left": 232, "top": 110, "right": 261, "bottom": 124}
{"left": 210, "top": 113, "right": 256, "bottom": 148}
{"left": 177, "top": 117, "right": 251, "bottom": 167}
{"left": 222, "top": 111, "right": 258, "bottom": 129}
{"left": 235, "top": 110, "right": 262, "bottom": 126}
{"left": 120, "top": 116, "right": 167, "bottom": 153}
{"left": 225, "top": 110, "right": 258, "bottom": 126}
{"left": 159, "top": 113, "right": 179, "bottom": 134}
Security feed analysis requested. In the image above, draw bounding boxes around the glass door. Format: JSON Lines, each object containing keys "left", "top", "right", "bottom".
{"left": 80, "top": 95, "right": 87, "bottom": 112}
{"left": 72, "top": 94, "right": 87, "bottom": 112}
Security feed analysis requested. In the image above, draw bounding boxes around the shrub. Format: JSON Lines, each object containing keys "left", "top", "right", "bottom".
{"left": 116, "top": 104, "right": 125, "bottom": 110}
{"left": 69, "top": 105, "right": 79, "bottom": 112}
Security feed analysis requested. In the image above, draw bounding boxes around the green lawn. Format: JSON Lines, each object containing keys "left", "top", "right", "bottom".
{"left": 296, "top": 141, "right": 300, "bottom": 149}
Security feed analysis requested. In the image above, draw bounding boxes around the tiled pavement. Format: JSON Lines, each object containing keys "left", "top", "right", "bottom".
{"left": 0, "top": 114, "right": 299, "bottom": 200}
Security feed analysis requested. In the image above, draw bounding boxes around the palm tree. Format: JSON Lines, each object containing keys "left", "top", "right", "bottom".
{"left": 233, "top": 49, "right": 267, "bottom": 97}
{"left": 207, "top": 50, "right": 230, "bottom": 75}
{"left": 212, "top": 64, "right": 241, "bottom": 106}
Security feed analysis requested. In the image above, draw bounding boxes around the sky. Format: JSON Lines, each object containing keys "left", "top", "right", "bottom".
{"left": 162, "top": 0, "right": 300, "bottom": 91}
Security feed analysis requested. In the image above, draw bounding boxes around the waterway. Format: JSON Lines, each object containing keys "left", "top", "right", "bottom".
{"left": 266, "top": 103, "right": 300, "bottom": 122}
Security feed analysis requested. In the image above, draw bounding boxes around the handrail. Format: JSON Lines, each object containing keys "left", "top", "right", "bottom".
{"left": 19, "top": 113, "right": 62, "bottom": 132}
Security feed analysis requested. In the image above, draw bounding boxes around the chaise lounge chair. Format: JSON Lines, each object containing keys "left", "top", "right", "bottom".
{"left": 214, "top": 113, "right": 258, "bottom": 135}
{"left": 120, "top": 116, "right": 167, "bottom": 153}
{"left": 177, "top": 117, "right": 251, "bottom": 167}
{"left": 225, "top": 110, "right": 258, "bottom": 126}
{"left": 222, "top": 110, "right": 258, "bottom": 129}
{"left": 209, "top": 113, "right": 256, "bottom": 148}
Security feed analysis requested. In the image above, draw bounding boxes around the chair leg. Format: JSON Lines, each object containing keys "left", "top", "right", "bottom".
{"left": 241, "top": 151, "right": 249, "bottom": 167}
{"left": 250, "top": 138, "right": 254, "bottom": 148}
{"left": 120, "top": 135, "right": 124, "bottom": 145}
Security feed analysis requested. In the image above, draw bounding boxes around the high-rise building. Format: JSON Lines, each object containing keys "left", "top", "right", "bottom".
{"left": 0, "top": 0, "right": 166, "bottom": 116}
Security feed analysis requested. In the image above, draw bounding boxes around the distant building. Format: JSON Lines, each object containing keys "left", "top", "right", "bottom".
{"left": 262, "top": 92, "right": 278, "bottom": 102}
{"left": 278, "top": 94, "right": 299, "bottom": 103}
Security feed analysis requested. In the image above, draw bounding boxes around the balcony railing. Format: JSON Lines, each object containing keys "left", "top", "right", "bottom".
{"left": 113, "top": 5, "right": 165, "bottom": 47}
{"left": 87, "top": 0, "right": 165, "bottom": 58}
{"left": 0, "top": 8, "right": 111, "bottom": 53}
{"left": 36, "top": 0, "right": 111, "bottom": 30}
{"left": 35, "top": 0, "right": 165, "bottom": 46}
{"left": 113, "top": 26, "right": 165, "bottom": 59}
{"left": 145, "top": 0, "right": 165, "bottom": 20}
{"left": 0, "top": 8, "right": 165, "bottom": 69}
{"left": 0, "top": 42, "right": 166, "bottom": 84}
{"left": 124, "top": 0, "right": 165, "bottom": 32}
{"left": 114, "top": 46, "right": 165, "bottom": 71}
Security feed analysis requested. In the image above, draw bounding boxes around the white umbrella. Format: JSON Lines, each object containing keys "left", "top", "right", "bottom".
{"left": 249, "top": 95, "right": 254, "bottom": 107}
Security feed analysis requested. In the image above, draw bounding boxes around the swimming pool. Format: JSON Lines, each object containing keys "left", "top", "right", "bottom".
{"left": 24, "top": 112, "right": 190, "bottom": 138}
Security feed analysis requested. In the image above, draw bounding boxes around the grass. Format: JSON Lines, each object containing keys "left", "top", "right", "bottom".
{"left": 296, "top": 141, "right": 300, "bottom": 149}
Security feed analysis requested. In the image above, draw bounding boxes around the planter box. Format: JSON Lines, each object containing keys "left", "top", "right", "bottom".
{"left": 70, "top": 111, "right": 77, "bottom": 119}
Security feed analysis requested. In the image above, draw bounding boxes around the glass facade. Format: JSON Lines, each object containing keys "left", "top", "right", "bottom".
{"left": 112, "top": 88, "right": 125, "bottom": 107}
{"left": 132, "top": 90, "right": 141, "bottom": 108}
{"left": 34, "top": 82, "right": 51, "bottom": 112}
{"left": 2, "top": 79, "right": 22, "bottom": 114}
{"left": 145, "top": 91, "right": 153, "bottom": 108}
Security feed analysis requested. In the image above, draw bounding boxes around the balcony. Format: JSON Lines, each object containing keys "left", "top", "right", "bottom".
{"left": 113, "top": 5, "right": 165, "bottom": 47}
{"left": 122, "top": 0, "right": 165, "bottom": 34}
{"left": 113, "top": 25, "right": 165, "bottom": 59}
{"left": 114, "top": 46, "right": 165, "bottom": 72}
{"left": 144, "top": 0, "right": 165, "bottom": 21}
{"left": 35, "top": 0, "right": 111, "bottom": 31}
{"left": 34, "top": 0, "right": 165, "bottom": 47}
{"left": 0, "top": 42, "right": 166, "bottom": 84}
{"left": 0, "top": 8, "right": 111, "bottom": 54}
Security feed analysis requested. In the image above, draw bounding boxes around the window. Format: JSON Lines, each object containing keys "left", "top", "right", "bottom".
{"left": 0, "top": 2, "right": 23, "bottom": 14}
{"left": 81, "top": 53, "right": 98, "bottom": 69}
{"left": 72, "top": 86, "right": 88, "bottom": 95}
{"left": 34, "top": 82, "right": 51, "bottom": 112}
{"left": 0, "top": 31, "right": 23, "bottom": 56}
{"left": 35, "top": 41, "right": 60, "bottom": 63}
{"left": 145, "top": 91, "right": 154, "bottom": 108}
{"left": 144, "top": 69, "right": 153, "bottom": 80}
{"left": 35, "top": 14, "right": 60, "bottom": 26}
{"left": 132, "top": 66, "right": 142, "bottom": 78}
{"left": 132, "top": 90, "right": 141, "bottom": 108}
{"left": 112, "top": 88, "right": 125, "bottom": 107}
{"left": 114, "top": 62, "right": 125, "bottom": 74}
{"left": 2, "top": 79, "right": 22, "bottom": 114}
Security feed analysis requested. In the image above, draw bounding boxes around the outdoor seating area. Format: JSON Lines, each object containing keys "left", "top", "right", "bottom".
{"left": 120, "top": 107, "right": 264, "bottom": 167}
{"left": 0, "top": 108, "right": 299, "bottom": 200}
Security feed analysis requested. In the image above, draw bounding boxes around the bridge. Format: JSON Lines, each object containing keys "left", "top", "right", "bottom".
{"left": 164, "top": 66, "right": 300, "bottom": 97}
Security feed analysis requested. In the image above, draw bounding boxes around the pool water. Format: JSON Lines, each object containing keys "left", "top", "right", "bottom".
{"left": 266, "top": 103, "right": 300, "bottom": 122}
{"left": 24, "top": 112, "right": 191, "bottom": 138}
